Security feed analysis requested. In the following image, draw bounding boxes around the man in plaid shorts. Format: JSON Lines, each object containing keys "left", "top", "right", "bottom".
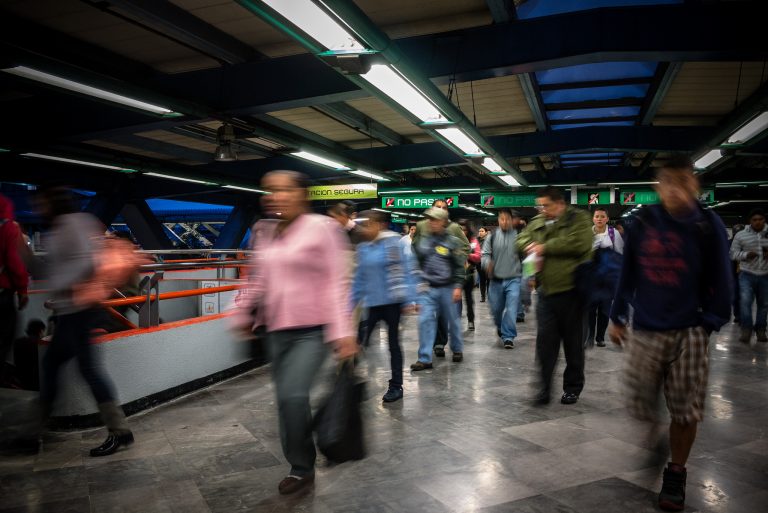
{"left": 609, "top": 156, "right": 732, "bottom": 511}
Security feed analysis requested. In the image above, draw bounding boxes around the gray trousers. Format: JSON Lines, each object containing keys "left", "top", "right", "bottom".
{"left": 267, "top": 327, "right": 327, "bottom": 477}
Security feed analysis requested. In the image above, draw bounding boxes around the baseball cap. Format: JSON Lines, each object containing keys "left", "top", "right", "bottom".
{"left": 424, "top": 206, "right": 449, "bottom": 221}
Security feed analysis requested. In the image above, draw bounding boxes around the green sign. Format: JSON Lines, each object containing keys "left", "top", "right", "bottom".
{"left": 308, "top": 184, "right": 377, "bottom": 200}
{"left": 576, "top": 190, "right": 611, "bottom": 206}
{"left": 391, "top": 217, "right": 407, "bottom": 224}
{"left": 620, "top": 189, "right": 715, "bottom": 205}
{"left": 480, "top": 193, "right": 538, "bottom": 208}
{"left": 381, "top": 195, "right": 459, "bottom": 209}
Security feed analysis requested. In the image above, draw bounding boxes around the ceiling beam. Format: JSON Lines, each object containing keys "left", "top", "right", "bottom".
{"left": 485, "top": 0, "right": 517, "bottom": 22}
{"left": 95, "top": 133, "right": 214, "bottom": 163}
{"left": 639, "top": 62, "right": 682, "bottom": 125}
{"left": 544, "top": 98, "right": 643, "bottom": 111}
{"left": 518, "top": 73, "right": 549, "bottom": 131}
{"left": 82, "top": 0, "right": 260, "bottom": 64}
{"left": 538, "top": 77, "right": 654, "bottom": 91}
{"left": 313, "top": 102, "right": 409, "bottom": 146}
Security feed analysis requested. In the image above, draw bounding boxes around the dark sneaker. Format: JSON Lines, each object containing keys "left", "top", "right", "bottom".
{"left": 658, "top": 464, "right": 686, "bottom": 511}
{"left": 560, "top": 392, "right": 579, "bottom": 405}
{"left": 756, "top": 328, "right": 767, "bottom": 342}
{"left": 382, "top": 387, "right": 403, "bottom": 403}
{"left": 410, "top": 361, "right": 433, "bottom": 371}
{"left": 596, "top": 340, "right": 606, "bottom": 347}
{"left": 89, "top": 431, "right": 134, "bottom": 457}
{"left": 516, "top": 315, "right": 525, "bottom": 323}
{"left": 278, "top": 473, "right": 315, "bottom": 495}
{"left": 452, "top": 352, "right": 463, "bottom": 362}
{"left": 739, "top": 328, "right": 752, "bottom": 343}
{"left": 503, "top": 339, "right": 514, "bottom": 349}
{"left": 480, "top": 297, "right": 486, "bottom": 302}
{"left": 434, "top": 347, "right": 446, "bottom": 358}
{"left": 468, "top": 321, "right": 475, "bottom": 331}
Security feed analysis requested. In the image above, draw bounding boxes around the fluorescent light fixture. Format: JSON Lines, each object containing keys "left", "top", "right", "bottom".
{"left": 433, "top": 188, "right": 481, "bottom": 192}
{"left": 694, "top": 149, "right": 724, "bottom": 169}
{"left": 481, "top": 158, "right": 503, "bottom": 172}
{"left": 223, "top": 185, "right": 266, "bottom": 194}
{"left": 361, "top": 65, "right": 446, "bottom": 123}
{"left": 290, "top": 151, "right": 351, "bottom": 170}
{"left": 377, "top": 189, "right": 421, "bottom": 195}
{"left": 598, "top": 181, "right": 659, "bottom": 186}
{"left": 711, "top": 202, "right": 731, "bottom": 208}
{"left": 715, "top": 184, "right": 747, "bottom": 188}
{"left": 21, "top": 153, "right": 135, "bottom": 172}
{"left": 349, "top": 170, "right": 389, "bottom": 181}
{"left": 498, "top": 175, "right": 521, "bottom": 187}
{"left": 529, "top": 183, "right": 588, "bottom": 187}
{"left": 4, "top": 66, "right": 179, "bottom": 116}
{"left": 435, "top": 128, "right": 484, "bottom": 156}
{"left": 0, "top": 147, "right": 9, "bottom": 152}
{"left": 262, "top": 0, "right": 365, "bottom": 52}
{"left": 144, "top": 172, "right": 215, "bottom": 185}
{"left": 726, "top": 111, "right": 768, "bottom": 144}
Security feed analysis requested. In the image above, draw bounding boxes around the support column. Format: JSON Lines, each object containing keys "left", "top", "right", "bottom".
{"left": 214, "top": 202, "right": 260, "bottom": 249}
{"left": 84, "top": 192, "right": 127, "bottom": 227}
{"left": 121, "top": 200, "right": 174, "bottom": 250}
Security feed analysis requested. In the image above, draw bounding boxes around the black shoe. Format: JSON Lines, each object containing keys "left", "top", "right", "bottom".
{"left": 596, "top": 340, "right": 606, "bottom": 347}
{"left": 434, "top": 347, "right": 446, "bottom": 358}
{"left": 516, "top": 316, "right": 525, "bottom": 323}
{"left": 658, "top": 464, "right": 686, "bottom": 511}
{"left": 503, "top": 339, "right": 514, "bottom": 349}
{"left": 410, "top": 361, "right": 433, "bottom": 371}
{"left": 532, "top": 391, "right": 550, "bottom": 406}
{"left": 452, "top": 352, "right": 463, "bottom": 362}
{"left": 757, "top": 328, "right": 768, "bottom": 342}
{"left": 278, "top": 472, "right": 315, "bottom": 495}
{"left": 468, "top": 321, "right": 475, "bottom": 331}
{"left": 90, "top": 431, "right": 134, "bottom": 457}
{"left": 560, "top": 392, "right": 579, "bottom": 405}
{"left": 480, "top": 297, "right": 486, "bottom": 302}
{"left": 382, "top": 387, "right": 403, "bottom": 403}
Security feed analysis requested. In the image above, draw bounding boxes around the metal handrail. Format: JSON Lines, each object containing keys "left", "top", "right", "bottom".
{"left": 140, "top": 260, "right": 249, "bottom": 272}
{"left": 101, "top": 285, "right": 240, "bottom": 308}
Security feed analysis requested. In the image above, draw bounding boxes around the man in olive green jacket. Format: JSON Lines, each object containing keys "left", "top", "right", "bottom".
{"left": 517, "top": 186, "right": 593, "bottom": 406}
{"left": 412, "top": 199, "right": 470, "bottom": 356}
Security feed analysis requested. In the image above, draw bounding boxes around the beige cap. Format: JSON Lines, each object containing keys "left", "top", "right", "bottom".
{"left": 424, "top": 206, "right": 449, "bottom": 220}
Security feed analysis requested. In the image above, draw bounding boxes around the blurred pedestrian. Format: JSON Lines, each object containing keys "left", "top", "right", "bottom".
{"left": 481, "top": 209, "right": 523, "bottom": 349}
{"left": 609, "top": 156, "right": 732, "bottom": 511}
{"left": 412, "top": 199, "right": 468, "bottom": 358}
{"left": 410, "top": 206, "right": 465, "bottom": 370}
{"left": 232, "top": 170, "right": 357, "bottom": 495}
{"left": 476, "top": 227, "right": 489, "bottom": 302}
{"left": 352, "top": 210, "right": 417, "bottom": 402}
{"left": 730, "top": 209, "right": 767, "bottom": 343}
{"left": 457, "top": 219, "right": 481, "bottom": 331}
{"left": 518, "top": 187, "right": 592, "bottom": 406}
{"left": 0, "top": 194, "right": 29, "bottom": 384}
{"left": 33, "top": 186, "right": 135, "bottom": 457}
{"left": 586, "top": 207, "right": 623, "bottom": 347}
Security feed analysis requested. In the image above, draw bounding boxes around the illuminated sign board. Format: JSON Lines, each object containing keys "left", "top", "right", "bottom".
{"left": 307, "top": 184, "right": 377, "bottom": 200}
{"left": 380, "top": 195, "right": 459, "bottom": 209}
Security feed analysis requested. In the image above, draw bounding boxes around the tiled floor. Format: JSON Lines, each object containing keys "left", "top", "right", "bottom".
{"left": 1, "top": 296, "right": 767, "bottom": 512}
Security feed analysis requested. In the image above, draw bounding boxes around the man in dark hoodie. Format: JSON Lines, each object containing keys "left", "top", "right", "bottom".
{"left": 0, "top": 194, "right": 29, "bottom": 382}
{"left": 609, "top": 156, "right": 732, "bottom": 512}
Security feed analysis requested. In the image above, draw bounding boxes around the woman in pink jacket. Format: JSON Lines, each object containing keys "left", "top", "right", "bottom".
{"left": 457, "top": 219, "right": 482, "bottom": 331}
{"left": 232, "top": 170, "right": 357, "bottom": 495}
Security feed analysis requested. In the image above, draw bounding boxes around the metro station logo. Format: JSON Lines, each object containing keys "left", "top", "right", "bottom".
{"left": 444, "top": 197, "right": 454, "bottom": 207}
{"left": 385, "top": 197, "right": 395, "bottom": 207}
{"left": 483, "top": 195, "right": 494, "bottom": 207}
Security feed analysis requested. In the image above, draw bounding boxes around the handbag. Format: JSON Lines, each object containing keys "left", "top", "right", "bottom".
{"left": 313, "top": 360, "right": 366, "bottom": 464}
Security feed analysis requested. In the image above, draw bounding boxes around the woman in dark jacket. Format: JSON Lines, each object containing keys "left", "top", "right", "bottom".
{"left": 458, "top": 220, "right": 481, "bottom": 331}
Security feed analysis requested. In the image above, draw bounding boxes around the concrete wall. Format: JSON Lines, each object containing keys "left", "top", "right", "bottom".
{"left": 42, "top": 315, "right": 251, "bottom": 417}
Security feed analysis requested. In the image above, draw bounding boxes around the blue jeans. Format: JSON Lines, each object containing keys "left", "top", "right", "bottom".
{"left": 489, "top": 278, "right": 521, "bottom": 340}
{"left": 418, "top": 286, "right": 464, "bottom": 362}
{"left": 739, "top": 272, "right": 768, "bottom": 330}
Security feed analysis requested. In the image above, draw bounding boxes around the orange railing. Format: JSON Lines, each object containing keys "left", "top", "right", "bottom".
{"left": 101, "top": 285, "right": 239, "bottom": 308}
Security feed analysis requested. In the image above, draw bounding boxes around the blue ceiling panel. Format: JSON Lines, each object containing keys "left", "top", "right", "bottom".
{"left": 560, "top": 159, "right": 622, "bottom": 165}
{"left": 147, "top": 198, "right": 234, "bottom": 216}
{"left": 536, "top": 62, "right": 657, "bottom": 84}
{"left": 517, "top": 0, "right": 682, "bottom": 20}
{"left": 552, "top": 121, "right": 636, "bottom": 130}
{"left": 541, "top": 84, "right": 649, "bottom": 104}
{"left": 560, "top": 152, "right": 623, "bottom": 159}
{"left": 547, "top": 106, "right": 641, "bottom": 120}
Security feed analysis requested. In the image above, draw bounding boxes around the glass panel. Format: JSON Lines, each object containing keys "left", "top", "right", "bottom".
{"left": 541, "top": 84, "right": 649, "bottom": 104}
{"left": 552, "top": 121, "right": 636, "bottom": 130}
{"left": 517, "top": 0, "right": 682, "bottom": 20}
{"left": 537, "top": 62, "right": 657, "bottom": 84}
{"left": 547, "top": 106, "right": 641, "bottom": 120}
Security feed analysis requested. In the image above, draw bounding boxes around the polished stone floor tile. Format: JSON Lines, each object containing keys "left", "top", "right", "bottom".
{"left": 2, "top": 295, "right": 767, "bottom": 511}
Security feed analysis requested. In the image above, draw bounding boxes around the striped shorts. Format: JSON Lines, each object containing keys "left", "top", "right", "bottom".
{"left": 624, "top": 327, "right": 710, "bottom": 425}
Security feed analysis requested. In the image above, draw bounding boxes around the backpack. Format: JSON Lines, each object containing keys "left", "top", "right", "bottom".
{"left": 70, "top": 236, "right": 151, "bottom": 307}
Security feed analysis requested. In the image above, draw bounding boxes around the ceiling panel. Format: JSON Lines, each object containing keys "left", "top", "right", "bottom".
{"left": 655, "top": 62, "right": 768, "bottom": 124}
{"left": 135, "top": 130, "right": 218, "bottom": 152}
{"left": 267, "top": 107, "right": 371, "bottom": 144}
